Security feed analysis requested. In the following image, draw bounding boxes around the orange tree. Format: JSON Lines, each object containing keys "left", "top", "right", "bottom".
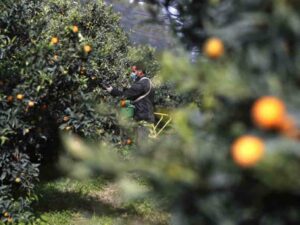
{"left": 0, "top": 0, "right": 167, "bottom": 223}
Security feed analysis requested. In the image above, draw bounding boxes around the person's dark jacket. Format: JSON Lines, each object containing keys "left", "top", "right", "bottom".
{"left": 111, "top": 77, "right": 155, "bottom": 123}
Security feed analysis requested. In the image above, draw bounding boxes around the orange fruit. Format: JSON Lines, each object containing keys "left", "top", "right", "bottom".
{"left": 282, "top": 127, "right": 299, "bottom": 139}
{"left": 16, "top": 94, "right": 24, "bottom": 101}
{"left": 15, "top": 177, "right": 21, "bottom": 183}
{"left": 53, "top": 54, "right": 58, "bottom": 61}
{"left": 3, "top": 212, "right": 9, "bottom": 217}
{"left": 63, "top": 116, "right": 69, "bottom": 122}
{"left": 83, "top": 45, "right": 92, "bottom": 53}
{"left": 127, "top": 139, "right": 132, "bottom": 145}
{"left": 7, "top": 217, "right": 13, "bottom": 223}
{"left": 120, "top": 100, "right": 126, "bottom": 107}
{"left": 251, "top": 96, "right": 286, "bottom": 130}
{"left": 50, "top": 36, "right": 59, "bottom": 45}
{"left": 72, "top": 25, "right": 79, "bottom": 33}
{"left": 41, "top": 104, "right": 48, "bottom": 111}
{"left": 7, "top": 95, "right": 14, "bottom": 103}
{"left": 28, "top": 101, "right": 35, "bottom": 107}
{"left": 278, "top": 115, "right": 295, "bottom": 133}
{"left": 231, "top": 135, "right": 265, "bottom": 167}
{"left": 203, "top": 37, "right": 225, "bottom": 59}
{"left": 278, "top": 115, "right": 298, "bottom": 138}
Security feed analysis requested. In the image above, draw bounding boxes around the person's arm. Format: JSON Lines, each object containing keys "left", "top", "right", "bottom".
{"left": 110, "top": 88, "right": 123, "bottom": 97}
{"left": 108, "top": 81, "right": 147, "bottom": 100}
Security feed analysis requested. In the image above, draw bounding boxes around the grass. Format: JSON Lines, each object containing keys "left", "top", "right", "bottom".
{"left": 33, "top": 176, "right": 169, "bottom": 225}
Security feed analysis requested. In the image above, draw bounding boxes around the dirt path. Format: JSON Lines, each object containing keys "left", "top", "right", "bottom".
{"left": 92, "top": 183, "right": 122, "bottom": 208}
{"left": 36, "top": 177, "right": 169, "bottom": 225}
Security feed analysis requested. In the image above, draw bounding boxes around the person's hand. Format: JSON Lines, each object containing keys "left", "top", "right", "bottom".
{"left": 106, "top": 86, "right": 113, "bottom": 93}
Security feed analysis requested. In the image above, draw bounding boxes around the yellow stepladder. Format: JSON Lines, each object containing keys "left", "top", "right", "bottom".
{"left": 119, "top": 102, "right": 172, "bottom": 138}
{"left": 148, "top": 113, "right": 172, "bottom": 139}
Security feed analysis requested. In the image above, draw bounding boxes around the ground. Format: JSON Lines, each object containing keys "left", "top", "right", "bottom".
{"left": 34, "top": 176, "right": 169, "bottom": 225}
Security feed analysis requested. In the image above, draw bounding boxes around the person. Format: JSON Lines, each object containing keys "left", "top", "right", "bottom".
{"left": 105, "top": 66, "right": 155, "bottom": 147}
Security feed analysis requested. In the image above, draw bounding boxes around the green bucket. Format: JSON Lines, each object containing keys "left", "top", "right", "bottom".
{"left": 120, "top": 105, "right": 135, "bottom": 119}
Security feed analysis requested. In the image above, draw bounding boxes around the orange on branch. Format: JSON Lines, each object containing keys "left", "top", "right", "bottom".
{"left": 126, "top": 139, "right": 132, "bottom": 145}
{"left": 16, "top": 94, "right": 24, "bottom": 101}
{"left": 7, "top": 95, "right": 14, "bottom": 103}
{"left": 231, "top": 135, "right": 265, "bottom": 167}
{"left": 15, "top": 177, "right": 21, "bottom": 183}
{"left": 50, "top": 36, "right": 59, "bottom": 45}
{"left": 251, "top": 96, "right": 286, "bottom": 129}
{"left": 53, "top": 54, "right": 58, "bottom": 61}
{"left": 28, "top": 101, "right": 35, "bottom": 107}
{"left": 120, "top": 100, "right": 126, "bottom": 107}
{"left": 203, "top": 37, "right": 225, "bottom": 59}
{"left": 72, "top": 25, "right": 79, "bottom": 33}
{"left": 83, "top": 44, "right": 92, "bottom": 53}
{"left": 63, "top": 116, "right": 70, "bottom": 122}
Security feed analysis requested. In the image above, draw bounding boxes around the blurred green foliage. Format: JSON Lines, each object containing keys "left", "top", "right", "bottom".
{"left": 64, "top": 1, "right": 300, "bottom": 225}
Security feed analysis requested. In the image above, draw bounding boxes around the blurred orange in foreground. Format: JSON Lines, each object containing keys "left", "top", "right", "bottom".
{"left": 278, "top": 115, "right": 295, "bottom": 133}
{"left": 278, "top": 115, "right": 299, "bottom": 138}
{"left": 231, "top": 135, "right": 265, "bottom": 167}
{"left": 251, "top": 96, "right": 286, "bottom": 129}
{"left": 203, "top": 37, "right": 224, "bottom": 59}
